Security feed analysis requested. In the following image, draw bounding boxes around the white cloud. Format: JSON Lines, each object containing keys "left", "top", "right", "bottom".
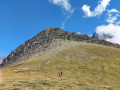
{"left": 61, "top": 15, "right": 71, "bottom": 29}
{"left": 106, "top": 9, "right": 120, "bottom": 23}
{"left": 49, "top": 0, "right": 74, "bottom": 13}
{"left": 76, "top": 32, "right": 81, "bottom": 34}
{"left": 95, "top": 24, "right": 120, "bottom": 44}
{"left": 108, "top": 9, "right": 119, "bottom": 13}
{"left": 49, "top": 0, "right": 74, "bottom": 29}
{"left": 82, "top": 5, "right": 92, "bottom": 17}
{"left": 115, "top": 21, "right": 120, "bottom": 25}
{"left": 82, "top": 0, "right": 111, "bottom": 17}
{"left": 61, "top": 23, "right": 65, "bottom": 29}
{"left": 88, "top": 34, "right": 92, "bottom": 37}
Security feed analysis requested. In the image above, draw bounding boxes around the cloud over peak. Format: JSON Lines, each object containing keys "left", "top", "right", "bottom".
{"left": 95, "top": 8, "right": 120, "bottom": 44}
{"left": 95, "top": 24, "right": 120, "bottom": 44}
{"left": 82, "top": 0, "right": 111, "bottom": 17}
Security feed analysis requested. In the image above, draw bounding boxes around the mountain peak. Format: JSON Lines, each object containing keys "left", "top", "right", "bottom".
{"left": 1, "top": 28, "right": 120, "bottom": 68}
{"left": 43, "top": 28, "right": 63, "bottom": 32}
{"left": 42, "top": 28, "right": 65, "bottom": 35}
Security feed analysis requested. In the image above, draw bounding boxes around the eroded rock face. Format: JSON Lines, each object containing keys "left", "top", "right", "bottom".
{"left": 1, "top": 28, "right": 120, "bottom": 68}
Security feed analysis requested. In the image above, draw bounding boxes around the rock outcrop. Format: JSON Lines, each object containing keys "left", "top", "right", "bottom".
{"left": 1, "top": 28, "right": 120, "bottom": 68}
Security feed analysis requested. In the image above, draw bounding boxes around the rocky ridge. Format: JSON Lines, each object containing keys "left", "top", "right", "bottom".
{"left": 1, "top": 28, "right": 120, "bottom": 68}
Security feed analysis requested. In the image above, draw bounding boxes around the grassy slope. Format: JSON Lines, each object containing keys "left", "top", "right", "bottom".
{"left": 1, "top": 41, "right": 120, "bottom": 90}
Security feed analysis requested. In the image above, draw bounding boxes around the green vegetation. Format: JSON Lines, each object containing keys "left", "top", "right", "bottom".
{"left": 1, "top": 42, "right": 120, "bottom": 90}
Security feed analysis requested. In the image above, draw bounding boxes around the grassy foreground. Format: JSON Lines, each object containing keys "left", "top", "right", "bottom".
{"left": 1, "top": 42, "right": 120, "bottom": 90}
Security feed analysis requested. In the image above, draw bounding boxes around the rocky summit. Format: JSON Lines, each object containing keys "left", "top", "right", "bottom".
{"left": 1, "top": 28, "right": 120, "bottom": 68}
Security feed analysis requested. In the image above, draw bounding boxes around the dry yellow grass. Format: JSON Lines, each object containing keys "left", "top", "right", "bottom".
{"left": 1, "top": 41, "right": 120, "bottom": 90}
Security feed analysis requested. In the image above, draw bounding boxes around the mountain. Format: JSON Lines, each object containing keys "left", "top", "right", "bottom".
{"left": 0, "top": 56, "right": 6, "bottom": 64}
{"left": 1, "top": 28, "right": 120, "bottom": 68}
{"left": 1, "top": 28, "right": 120, "bottom": 89}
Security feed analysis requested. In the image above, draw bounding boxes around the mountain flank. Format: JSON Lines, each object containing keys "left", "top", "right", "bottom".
{"left": 2, "top": 40, "right": 120, "bottom": 90}
{"left": 1, "top": 28, "right": 120, "bottom": 68}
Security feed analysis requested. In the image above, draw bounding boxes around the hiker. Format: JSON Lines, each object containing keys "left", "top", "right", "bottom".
{"left": 59, "top": 72, "right": 63, "bottom": 77}
{"left": 59, "top": 72, "right": 61, "bottom": 77}
{"left": 61, "top": 72, "right": 62, "bottom": 76}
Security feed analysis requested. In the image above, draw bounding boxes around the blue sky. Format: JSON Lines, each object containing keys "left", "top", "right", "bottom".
{"left": 0, "top": 0, "right": 120, "bottom": 56}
